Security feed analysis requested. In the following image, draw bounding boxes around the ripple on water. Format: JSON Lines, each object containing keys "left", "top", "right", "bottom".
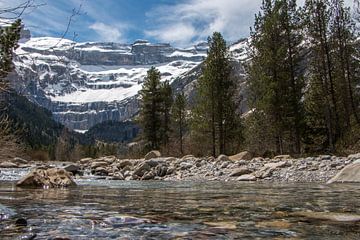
{"left": 0, "top": 180, "right": 359, "bottom": 239}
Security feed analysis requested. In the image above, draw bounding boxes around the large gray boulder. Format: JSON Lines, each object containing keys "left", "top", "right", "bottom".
{"left": 327, "top": 162, "right": 360, "bottom": 183}
{"left": 16, "top": 168, "right": 76, "bottom": 188}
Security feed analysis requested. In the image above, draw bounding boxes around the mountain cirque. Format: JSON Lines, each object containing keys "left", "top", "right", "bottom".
{"left": 9, "top": 32, "right": 249, "bottom": 131}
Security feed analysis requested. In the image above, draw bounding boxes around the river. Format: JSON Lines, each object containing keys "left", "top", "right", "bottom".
{"left": 0, "top": 169, "right": 360, "bottom": 239}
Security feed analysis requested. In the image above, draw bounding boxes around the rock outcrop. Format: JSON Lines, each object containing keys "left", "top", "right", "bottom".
{"left": 16, "top": 168, "right": 76, "bottom": 188}
{"left": 327, "top": 162, "right": 360, "bottom": 183}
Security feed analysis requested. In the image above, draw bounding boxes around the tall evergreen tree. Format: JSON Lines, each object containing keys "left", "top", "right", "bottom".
{"left": 247, "top": 0, "right": 304, "bottom": 154}
{"left": 139, "top": 67, "right": 163, "bottom": 150}
{"left": 191, "top": 32, "right": 239, "bottom": 156}
{"left": 160, "top": 80, "right": 173, "bottom": 152}
{"left": 303, "top": 0, "right": 357, "bottom": 152}
{"left": 330, "top": 0, "right": 360, "bottom": 128}
{"left": 171, "top": 92, "right": 187, "bottom": 155}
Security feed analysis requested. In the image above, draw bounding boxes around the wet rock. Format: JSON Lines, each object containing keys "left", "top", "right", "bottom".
{"left": 64, "top": 164, "right": 80, "bottom": 174}
{"left": 292, "top": 211, "right": 360, "bottom": 222}
{"left": 144, "top": 150, "right": 161, "bottom": 160}
{"left": 236, "top": 174, "right": 257, "bottom": 181}
{"left": 16, "top": 168, "right": 76, "bottom": 188}
{"left": 229, "top": 151, "right": 253, "bottom": 161}
{"left": 0, "top": 161, "right": 19, "bottom": 168}
{"left": 94, "top": 167, "right": 109, "bottom": 176}
{"left": 133, "top": 162, "right": 151, "bottom": 177}
{"left": 155, "top": 165, "right": 168, "bottom": 177}
{"left": 229, "top": 167, "right": 251, "bottom": 177}
{"left": 217, "top": 154, "right": 229, "bottom": 162}
{"left": 327, "top": 162, "right": 360, "bottom": 183}
{"left": 110, "top": 172, "right": 125, "bottom": 180}
{"left": 142, "top": 171, "right": 156, "bottom": 180}
{"left": 15, "top": 218, "right": 27, "bottom": 226}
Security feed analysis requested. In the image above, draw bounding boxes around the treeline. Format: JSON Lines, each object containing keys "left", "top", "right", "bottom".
{"left": 139, "top": 0, "right": 360, "bottom": 157}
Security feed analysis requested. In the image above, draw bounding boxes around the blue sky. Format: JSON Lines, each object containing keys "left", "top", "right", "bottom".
{"left": 0, "top": 0, "right": 355, "bottom": 47}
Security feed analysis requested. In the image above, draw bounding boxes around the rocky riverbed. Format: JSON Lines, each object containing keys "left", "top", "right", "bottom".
{"left": 1, "top": 151, "right": 360, "bottom": 183}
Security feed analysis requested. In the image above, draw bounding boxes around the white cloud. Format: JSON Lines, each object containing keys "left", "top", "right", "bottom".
{"left": 89, "top": 22, "right": 124, "bottom": 42}
{"left": 145, "top": 0, "right": 261, "bottom": 46}
{"left": 145, "top": 0, "right": 355, "bottom": 47}
{"left": 145, "top": 23, "right": 196, "bottom": 46}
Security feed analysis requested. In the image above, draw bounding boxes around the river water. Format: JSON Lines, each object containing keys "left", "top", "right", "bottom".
{"left": 0, "top": 170, "right": 360, "bottom": 239}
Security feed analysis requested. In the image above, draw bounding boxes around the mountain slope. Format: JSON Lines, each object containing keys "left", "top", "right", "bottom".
{"left": 10, "top": 32, "right": 250, "bottom": 131}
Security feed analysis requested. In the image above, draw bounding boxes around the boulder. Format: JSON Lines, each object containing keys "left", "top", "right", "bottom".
{"left": 133, "top": 162, "right": 151, "bottom": 177}
{"left": 229, "top": 167, "right": 252, "bottom": 177}
{"left": 229, "top": 151, "right": 253, "bottom": 161}
{"left": 348, "top": 153, "right": 360, "bottom": 160}
{"left": 217, "top": 154, "right": 229, "bottom": 162}
{"left": 79, "top": 158, "right": 92, "bottom": 165}
{"left": 155, "top": 165, "right": 168, "bottom": 177}
{"left": 16, "top": 168, "right": 76, "bottom": 188}
{"left": 94, "top": 167, "right": 109, "bottom": 176}
{"left": 64, "top": 164, "right": 80, "bottom": 174}
{"left": 274, "top": 155, "right": 292, "bottom": 160}
{"left": 12, "top": 157, "right": 28, "bottom": 164}
{"left": 236, "top": 174, "right": 256, "bottom": 181}
{"left": 142, "top": 171, "right": 156, "bottom": 180}
{"left": 181, "top": 155, "right": 195, "bottom": 161}
{"left": 118, "top": 160, "right": 133, "bottom": 168}
{"left": 0, "top": 161, "right": 19, "bottom": 168}
{"left": 146, "top": 159, "right": 164, "bottom": 167}
{"left": 327, "top": 162, "right": 360, "bottom": 183}
{"left": 144, "top": 150, "right": 161, "bottom": 160}
{"left": 90, "top": 161, "right": 109, "bottom": 169}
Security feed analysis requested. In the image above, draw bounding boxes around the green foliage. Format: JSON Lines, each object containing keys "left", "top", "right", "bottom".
{"left": 191, "top": 32, "right": 241, "bottom": 156}
{"left": 171, "top": 92, "right": 187, "bottom": 155}
{"left": 303, "top": 0, "right": 360, "bottom": 152}
{"left": 247, "top": 0, "right": 305, "bottom": 155}
{"left": 138, "top": 67, "right": 173, "bottom": 151}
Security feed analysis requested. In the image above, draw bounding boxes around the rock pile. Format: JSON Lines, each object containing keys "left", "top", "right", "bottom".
{"left": 74, "top": 151, "right": 359, "bottom": 182}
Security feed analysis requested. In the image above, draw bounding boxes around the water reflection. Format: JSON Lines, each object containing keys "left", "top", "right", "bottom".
{"left": 0, "top": 181, "right": 359, "bottom": 239}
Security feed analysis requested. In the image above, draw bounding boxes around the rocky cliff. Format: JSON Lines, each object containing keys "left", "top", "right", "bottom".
{"left": 10, "top": 32, "right": 249, "bottom": 131}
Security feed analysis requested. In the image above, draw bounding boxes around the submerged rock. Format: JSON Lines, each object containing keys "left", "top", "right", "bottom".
{"left": 292, "top": 211, "right": 360, "bottom": 222}
{"left": 327, "top": 162, "right": 360, "bottom": 183}
{"left": 16, "top": 168, "right": 76, "bottom": 188}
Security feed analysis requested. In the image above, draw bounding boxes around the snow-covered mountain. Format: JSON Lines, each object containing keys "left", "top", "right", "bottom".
{"left": 10, "top": 32, "right": 250, "bottom": 132}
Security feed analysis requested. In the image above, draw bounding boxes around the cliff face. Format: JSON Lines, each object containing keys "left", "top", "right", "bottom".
{"left": 10, "top": 34, "right": 250, "bottom": 131}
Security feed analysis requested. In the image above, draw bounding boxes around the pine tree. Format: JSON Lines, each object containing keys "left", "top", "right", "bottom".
{"left": 139, "top": 67, "right": 163, "bottom": 150}
{"left": 172, "top": 92, "right": 187, "bottom": 155}
{"left": 0, "top": 19, "right": 22, "bottom": 160}
{"left": 191, "top": 32, "right": 239, "bottom": 156}
{"left": 160, "top": 80, "right": 173, "bottom": 152}
{"left": 247, "top": 0, "right": 304, "bottom": 154}
{"left": 303, "top": 0, "right": 344, "bottom": 152}
{"left": 330, "top": 0, "right": 360, "bottom": 128}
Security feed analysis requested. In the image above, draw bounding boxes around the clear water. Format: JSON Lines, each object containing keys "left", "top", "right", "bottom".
{"left": 0, "top": 179, "right": 360, "bottom": 239}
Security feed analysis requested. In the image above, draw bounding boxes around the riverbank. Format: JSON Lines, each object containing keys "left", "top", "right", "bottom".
{"left": 1, "top": 152, "right": 359, "bottom": 183}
